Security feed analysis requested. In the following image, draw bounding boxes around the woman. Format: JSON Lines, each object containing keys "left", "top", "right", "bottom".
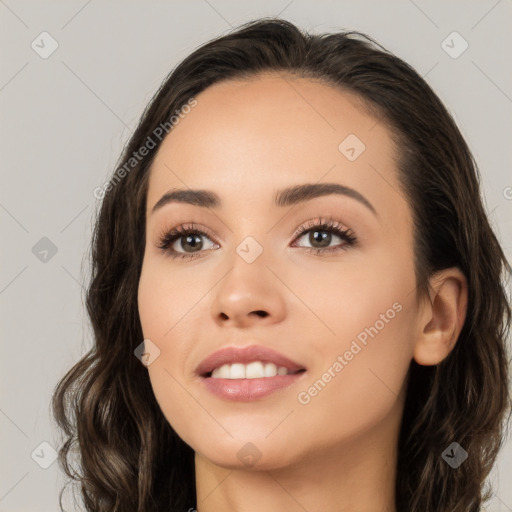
{"left": 52, "top": 17, "right": 511, "bottom": 512}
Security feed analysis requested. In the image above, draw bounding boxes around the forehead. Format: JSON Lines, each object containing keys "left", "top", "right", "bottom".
{"left": 146, "top": 73, "right": 403, "bottom": 218}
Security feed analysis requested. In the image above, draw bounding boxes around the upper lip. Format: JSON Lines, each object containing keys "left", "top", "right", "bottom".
{"left": 196, "top": 345, "right": 306, "bottom": 377}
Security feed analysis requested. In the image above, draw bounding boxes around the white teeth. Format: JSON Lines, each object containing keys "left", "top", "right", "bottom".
{"left": 210, "top": 361, "right": 291, "bottom": 379}
{"left": 211, "top": 367, "right": 226, "bottom": 379}
{"left": 246, "top": 361, "right": 264, "bottom": 379}
{"left": 230, "top": 363, "right": 245, "bottom": 379}
{"left": 264, "top": 362, "right": 277, "bottom": 377}
{"left": 212, "top": 364, "right": 230, "bottom": 379}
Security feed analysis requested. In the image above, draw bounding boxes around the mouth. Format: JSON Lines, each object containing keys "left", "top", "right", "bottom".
{"left": 205, "top": 361, "right": 305, "bottom": 379}
{"left": 196, "top": 344, "right": 306, "bottom": 378}
{"left": 196, "top": 344, "right": 307, "bottom": 401}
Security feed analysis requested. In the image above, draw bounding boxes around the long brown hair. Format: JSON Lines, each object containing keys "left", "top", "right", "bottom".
{"left": 52, "top": 18, "right": 511, "bottom": 512}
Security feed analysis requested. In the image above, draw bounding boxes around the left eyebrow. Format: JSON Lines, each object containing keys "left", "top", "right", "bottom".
{"left": 274, "top": 182, "right": 377, "bottom": 216}
{"left": 151, "top": 182, "right": 377, "bottom": 217}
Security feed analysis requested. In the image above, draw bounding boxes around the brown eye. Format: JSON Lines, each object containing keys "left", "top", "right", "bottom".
{"left": 292, "top": 218, "right": 357, "bottom": 255}
{"left": 157, "top": 224, "right": 218, "bottom": 260}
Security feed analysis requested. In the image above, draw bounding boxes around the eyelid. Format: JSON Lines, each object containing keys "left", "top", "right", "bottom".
{"left": 156, "top": 216, "right": 357, "bottom": 259}
{"left": 155, "top": 222, "right": 219, "bottom": 248}
{"left": 291, "top": 216, "right": 351, "bottom": 238}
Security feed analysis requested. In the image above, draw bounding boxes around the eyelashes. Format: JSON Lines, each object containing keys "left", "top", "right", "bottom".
{"left": 155, "top": 217, "right": 357, "bottom": 261}
{"left": 156, "top": 223, "right": 219, "bottom": 260}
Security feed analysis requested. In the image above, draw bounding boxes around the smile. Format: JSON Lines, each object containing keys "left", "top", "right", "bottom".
{"left": 210, "top": 361, "right": 302, "bottom": 379}
{"left": 197, "top": 344, "right": 307, "bottom": 401}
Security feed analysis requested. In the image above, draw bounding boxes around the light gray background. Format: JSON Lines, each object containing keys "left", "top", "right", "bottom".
{"left": 1, "top": 1, "right": 511, "bottom": 511}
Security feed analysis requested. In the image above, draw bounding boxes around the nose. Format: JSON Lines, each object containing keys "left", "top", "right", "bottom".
{"left": 211, "top": 260, "right": 286, "bottom": 328}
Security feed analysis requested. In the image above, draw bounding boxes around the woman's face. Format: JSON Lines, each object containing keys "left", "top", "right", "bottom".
{"left": 138, "top": 74, "right": 424, "bottom": 470}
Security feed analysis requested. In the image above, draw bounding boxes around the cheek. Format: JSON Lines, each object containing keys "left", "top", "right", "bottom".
{"left": 137, "top": 263, "right": 204, "bottom": 385}
{"left": 137, "top": 260, "right": 216, "bottom": 445}
{"left": 290, "top": 299, "right": 416, "bottom": 458}
{"left": 289, "top": 246, "right": 417, "bottom": 431}
{"left": 286, "top": 237, "right": 416, "bottom": 359}
{"left": 137, "top": 257, "right": 207, "bottom": 344}
{"left": 146, "top": 362, "right": 204, "bottom": 449}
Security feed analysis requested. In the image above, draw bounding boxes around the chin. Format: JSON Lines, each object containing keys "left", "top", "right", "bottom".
{"left": 192, "top": 433, "right": 300, "bottom": 471}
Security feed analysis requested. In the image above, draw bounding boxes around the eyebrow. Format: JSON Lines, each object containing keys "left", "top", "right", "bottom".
{"left": 151, "top": 182, "right": 377, "bottom": 216}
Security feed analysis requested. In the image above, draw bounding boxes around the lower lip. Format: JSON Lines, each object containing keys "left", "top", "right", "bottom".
{"left": 201, "top": 373, "right": 306, "bottom": 401}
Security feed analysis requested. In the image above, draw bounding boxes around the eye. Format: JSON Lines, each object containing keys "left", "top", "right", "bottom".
{"left": 291, "top": 217, "right": 357, "bottom": 256}
{"left": 156, "top": 223, "right": 218, "bottom": 260}
{"left": 156, "top": 217, "right": 357, "bottom": 261}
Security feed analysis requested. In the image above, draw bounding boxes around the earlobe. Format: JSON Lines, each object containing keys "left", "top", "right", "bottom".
{"left": 413, "top": 268, "right": 468, "bottom": 366}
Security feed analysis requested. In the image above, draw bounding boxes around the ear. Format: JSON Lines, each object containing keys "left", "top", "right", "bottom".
{"left": 413, "top": 267, "right": 468, "bottom": 366}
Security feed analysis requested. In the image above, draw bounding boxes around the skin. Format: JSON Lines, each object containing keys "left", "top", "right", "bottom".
{"left": 137, "top": 73, "right": 468, "bottom": 512}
